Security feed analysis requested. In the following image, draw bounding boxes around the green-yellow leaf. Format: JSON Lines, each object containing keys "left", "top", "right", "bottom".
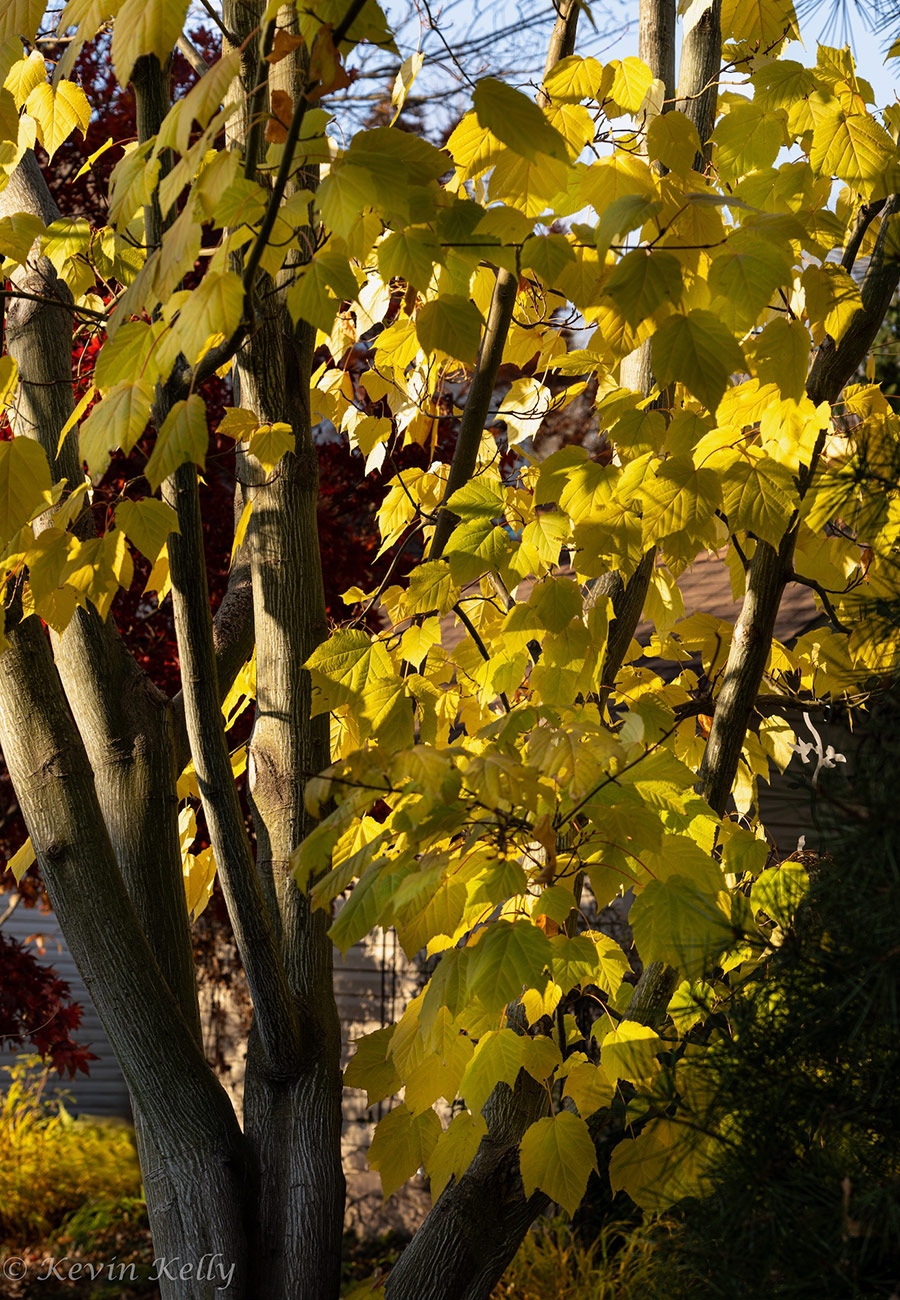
{"left": 0, "top": 436, "right": 54, "bottom": 533}
{"left": 6, "top": 836, "right": 35, "bottom": 885}
{"left": 719, "top": 452, "right": 798, "bottom": 547}
{"left": 4, "top": 51, "right": 46, "bottom": 111}
{"left": 218, "top": 408, "right": 261, "bottom": 441}
{"left": 367, "top": 1103, "right": 442, "bottom": 1200}
{"left": 0, "top": 356, "right": 17, "bottom": 410}
{"left": 810, "top": 103, "right": 900, "bottom": 198}
{"left": 79, "top": 383, "right": 153, "bottom": 481}
{"left": 416, "top": 296, "right": 484, "bottom": 366}
{"left": 425, "top": 1110, "right": 487, "bottom": 1201}
{"left": 651, "top": 310, "right": 744, "bottom": 413}
{"left": 600, "top": 1021, "right": 661, "bottom": 1085}
{"left": 721, "top": 0, "right": 799, "bottom": 46}
{"left": 751, "top": 861, "right": 809, "bottom": 927}
{"left": 713, "top": 102, "right": 787, "bottom": 180}
{"left": 115, "top": 498, "right": 180, "bottom": 564}
{"left": 175, "top": 271, "right": 244, "bottom": 363}
{"left": 541, "top": 55, "right": 610, "bottom": 104}
{"left": 391, "top": 51, "right": 424, "bottom": 113}
{"left": 0, "top": 1, "right": 45, "bottom": 50}
{"left": 604, "top": 248, "right": 682, "bottom": 327}
{"left": 249, "top": 423, "right": 294, "bottom": 475}
{"left": 459, "top": 1028, "right": 528, "bottom": 1113}
{"left": 646, "top": 110, "right": 701, "bottom": 176}
{"left": 561, "top": 1057, "right": 615, "bottom": 1117}
{"left": 305, "top": 630, "right": 395, "bottom": 714}
{"left": 708, "top": 234, "right": 792, "bottom": 324}
{"left": 609, "top": 1117, "right": 709, "bottom": 1211}
{"left": 24, "top": 80, "right": 91, "bottom": 160}
{"left": 519, "top": 1111, "right": 598, "bottom": 1215}
{"left": 641, "top": 457, "right": 721, "bottom": 546}
{"left": 144, "top": 394, "right": 208, "bottom": 491}
{"left": 0, "top": 212, "right": 45, "bottom": 269}
{"left": 473, "top": 77, "right": 568, "bottom": 162}
{"left": 467, "top": 921, "right": 552, "bottom": 1014}
{"left": 404, "top": 560, "right": 460, "bottom": 617}
{"left": 630, "top": 875, "right": 732, "bottom": 979}
{"left": 344, "top": 1025, "right": 402, "bottom": 1106}
{"left": 378, "top": 227, "right": 441, "bottom": 290}
{"left": 608, "top": 57, "right": 654, "bottom": 116}
{"left": 802, "top": 263, "right": 862, "bottom": 345}
{"left": 111, "top": 0, "right": 190, "bottom": 85}
{"left": 748, "top": 317, "right": 810, "bottom": 401}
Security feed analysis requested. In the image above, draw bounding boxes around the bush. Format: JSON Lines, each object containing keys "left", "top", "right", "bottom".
{"left": 490, "top": 1214, "right": 667, "bottom": 1300}
{"left": 644, "top": 687, "right": 900, "bottom": 1299}
{"left": 0, "top": 1057, "right": 144, "bottom": 1245}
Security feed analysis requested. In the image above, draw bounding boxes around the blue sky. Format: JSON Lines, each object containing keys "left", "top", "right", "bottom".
{"left": 375, "top": 0, "right": 900, "bottom": 123}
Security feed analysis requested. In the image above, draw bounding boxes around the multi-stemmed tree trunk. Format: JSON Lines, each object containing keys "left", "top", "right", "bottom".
{"left": 0, "top": 1, "right": 897, "bottom": 1298}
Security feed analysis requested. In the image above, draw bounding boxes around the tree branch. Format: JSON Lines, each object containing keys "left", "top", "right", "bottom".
{"left": 163, "top": 463, "right": 302, "bottom": 1076}
{"left": 701, "top": 191, "right": 900, "bottom": 815}
{"left": 0, "top": 148, "right": 200, "bottom": 1037}
{"left": 427, "top": 270, "right": 519, "bottom": 561}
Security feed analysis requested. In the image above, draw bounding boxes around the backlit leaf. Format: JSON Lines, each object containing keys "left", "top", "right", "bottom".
{"left": 144, "top": 394, "right": 208, "bottom": 491}
{"left": 519, "top": 1111, "right": 598, "bottom": 1215}
{"left": 368, "top": 1103, "right": 442, "bottom": 1200}
{"left": 604, "top": 248, "right": 683, "bottom": 327}
{"left": 651, "top": 311, "right": 745, "bottom": 413}
{"left": 647, "top": 110, "right": 701, "bottom": 175}
{"left": 112, "top": 0, "right": 190, "bottom": 85}
{"left": 630, "top": 875, "right": 733, "bottom": 978}
{"left": 24, "top": 80, "right": 91, "bottom": 160}
{"left": 719, "top": 452, "right": 798, "bottom": 547}
{"left": 416, "top": 296, "right": 484, "bottom": 365}
{"left": 425, "top": 1110, "right": 487, "bottom": 1200}
{"left": 79, "top": 381, "right": 153, "bottom": 481}
{"left": 473, "top": 77, "right": 568, "bottom": 162}
{"left": 0, "top": 439, "right": 51, "bottom": 543}
{"left": 810, "top": 103, "right": 900, "bottom": 198}
{"left": 115, "top": 498, "right": 180, "bottom": 564}
{"left": 467, "top": 921, "right": 552, "bottom": 1014}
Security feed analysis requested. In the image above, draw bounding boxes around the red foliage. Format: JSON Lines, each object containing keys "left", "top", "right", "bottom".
{"left": 0, "top": 931, "right": 97, "bottom": 1077}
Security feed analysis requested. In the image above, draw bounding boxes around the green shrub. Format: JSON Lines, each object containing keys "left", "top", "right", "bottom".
{"left": 0, "top": 1057, "right": 144, "bottom": 1244}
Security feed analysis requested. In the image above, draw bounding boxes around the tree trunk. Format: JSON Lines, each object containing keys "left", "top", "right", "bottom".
{"left": 676, "top": 1, "right": 721, "bottom": 170}
{"left": 0, "top": 601, "right": 250, "bottom": 1297}
{"left": 220, "top": 7, "right": 346, "bottom": 1295}
{"left": 597, "top": 0, "right": 677, "bottom": 705}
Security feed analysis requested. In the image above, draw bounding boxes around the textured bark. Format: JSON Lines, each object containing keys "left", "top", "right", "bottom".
{"left": 598, "top": 1, "right": 676, "bottom": 703}
{"left": 221, "top": 7, "right": 346, "bottom": 1296}
{"left": 163, "top": 461, "right": 302, "bottom": 1076}
{"left": 0, "top": 606, "right": 249, "bottom": 1297}
{"left": 235, "top": 308, "right": 345, "bottom": 1300}
{"left": 639, "top": 0, "right": 676, "bottom": 111}
{"left": 675, "top": 0, "right": 721, "bottom": 170}
{"left": 0, "top": 153, "right": 199, "bottom": 1035}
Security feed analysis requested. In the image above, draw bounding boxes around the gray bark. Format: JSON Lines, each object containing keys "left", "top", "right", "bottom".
{"left": 0, "top": 153, "right": 200, "bottom": 1035}
{"left": 221, "top": 7, "right": 346, "bottom": 1295}
{"left": 675, "top": 1, "right": 721, "bottom": 171}
{"left": 0, "top": 601, "right": 250, "bottom": 1297}
{"left": 598, "top": 1, "right": 677, "bottom": 705}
